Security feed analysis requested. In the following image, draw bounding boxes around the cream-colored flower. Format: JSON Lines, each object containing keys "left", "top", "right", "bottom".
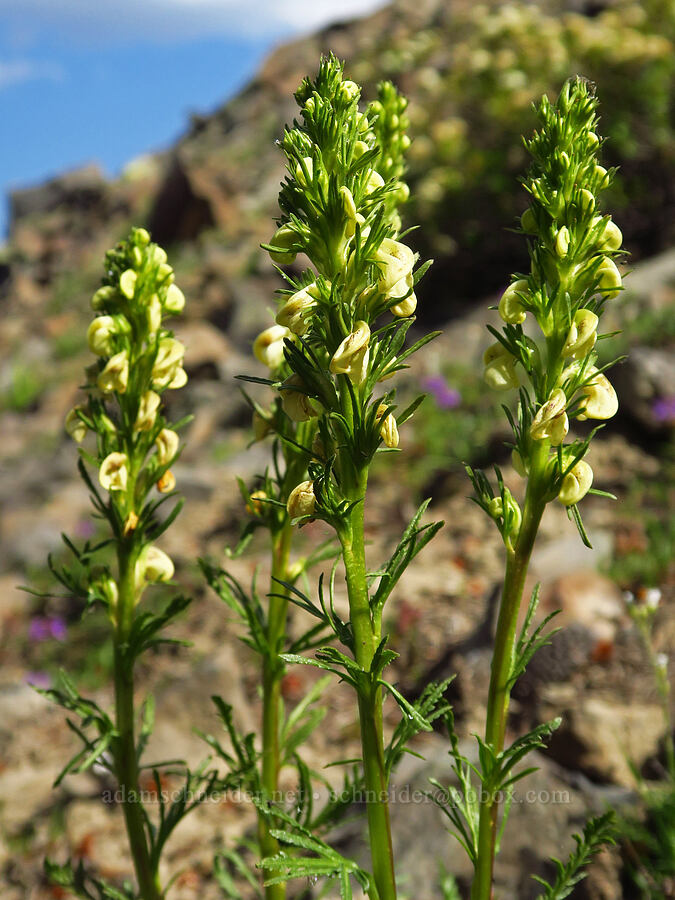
{"left": 287, "top": 480, "right": 316, "bottom": 518}
{"left": 375, "top": 403, "right": 399, "bottom": 448}
{"left": 576, "top": 368, "right": 618, "bottom": 421}
{"left": 97, "top": 350, "right": 129, "bottom": 394}
{"left": 596, "top": 257, "right": 622, "bottom": 299}
{"left": 168, "top": 366, "right": 188, "bottom": 389}
{"left": 164, "top": 283, "right": 185, "bottom": 314}
{"left": 65, "top": 407, "right": 87, "bottom": 442}
{"left": 253, "top": 324, "right": 290, "bottom": 370}
{"left": 562, "top": 308, "right": 598, "bottom": 359}
{"left": 91, "top": 285, "right": 116, "bottom": 311}
{"left": 157, "top": 263, "right": 174, "bottom": 284}
{"left": 135, "top": 391, "right": 161, "bottom": 431}
{"left": 119, "top": 269, "right": 137, "bottom": 300}
{"left": 578, "top": 189, "right": 595, "bottom": 214}
{"left": 280, "top": 374, "right": 318, "bottom": 422}
{"left": 530, "top": 389, "right": 569, "bottom": 445}
{"left": 483, "top": 343, "right": 519, "bottom": 391}
{"left": 152, "top": 338, "right": 185, "bottom": 388}
{"left": 593, "top": 216, "right": 622, "bottom": 252}
{"left": 374, "top": 238, "right": 415, "bottom": 296}
{"left": 87, "top": 316, "right": 118, "bottom": 356}
{"left": 558, "top": 460, "right": 593, "bottom": 506}
{"left": 135, "top": 545, "right": 174, "bottom": 587}
{"left": 390, "top": 289, "right": 417, "bottom": 317}
{"left": 276, "top": 284, "right": 319, "bottom": 335}
{"left": 155, "top": 428, "right": 179, "bottom": 465}
{"left": 99, "top": 452, "right": 129, "bottom": 492}
{"left": 146, "top": 294, "right": 162, "bottom": 334}
{"left": 498, "top": 279, "right": 528, "bottom": 324}
{"left": 555, "top": 226, "right": 570, "bottom": 258}
{"left": 340, "top": 185, "right": 357, "bottom": 221}
{"left": 156, "top": 470, "right": 176, "bottom": 493}
{"left": 329, "top": 321, "right": 370, "bottom": 384}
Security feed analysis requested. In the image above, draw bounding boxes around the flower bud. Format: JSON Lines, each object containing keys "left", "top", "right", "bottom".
{"left": 147, "top": 294, "right": 162, "bottom": 334}
{"left": 295, "top": 157, "right": 313, "bottom": 186}
{"left": 99, "top": 452, "right": 129, "bottom": 492}
{"left": 156, "top": 428, "right": 179, "bottom": 465}
{"left": 578, "top": 189, "right": 595, "bottom": 214}
{"left": 151, "top": 245, "right": 168, "bottom": 266}
{"left": 97, "top": 350, "right": 129, "bottom": 394}
{"left": 353, "top": 140, "right": 370, "bottom": 158}
{"left": 365, "top": 170, "right": 385, "bottom": 194}
{"left": 164, "top": 283, "right": 186, "bottom": 314}
{"left": 558, "top": 460, "right": 593, "bottom": 506}
{"left": 135, "top": 390, "right": 161, "bottom": 431}
{"left": 286, "top": 480, "right": 316, "bottom": 518}
{"left": 131, "top": 246, "right": 143, "bottom": 269}
{"left": 157, "top": 263, "right": 174, "bottom": 284}
{"left": 593, "top": 216, "right": 622, "bottom": 252}
{"left": 594, "top": 165, "right": 610, "bottom": 190}
{"left": 132, "top": 227, "right": 151, "bottom": 247}
{"left": 156, "top": 470, "right": 176, "bottom": 493}
{"left": 576, "top": 368, "right": 618, "bottom": 421}
{"left": 562, "top": 308, "right": 598, "bottom": 359}
{"left": 87, "top": 316, "right": 118, "bottom": 356}
{"left": 65, "top": 407, "right": 87, "bottom": 442}
{"left": 341, "top": 80, "right": 360, "bottom": 102}
{"left": 91, "top": 285, "right": 116, "bottom": 310}
{"left": 340, "top": 185, "right": 357, "bottom": 222}
{"left": 555, "top": 226, "right": 570, "bottom": 258}
{"left": 119, "top": 269, "right": 137, "bottom": 300}
{"left": 280, "top": 374, "right": 319, "bottom": 422}
{"left": 498, "top": 279, "right": 528, "bottom": 324}
{"left": 253, "top": 324, "right": 290, "bottom": 370}
{"left": 136, "top": 545, "right": 174, "bottom": 587}
{"left": 530, "top": 388, "right": 569, "bottom": 445}
{"left": 520, "top": 207, "right": 536, "bottom": 233}
{"left": 268, "top": 224, "right": 298, "bottom": 264}
{"left": 152, "top": 338, "right": 186, "bottom": 388}
{"left": 376, "top": 403, "right": 399, "bottom": 448}
{"left": 329, "top": 321, "right": 370, "bottom": 384}
{"left": 483, "top": 343, "right": 519, "bottom": 391}
{"left": 276, "top": 284, "right": 318, "bottom": 335}
{"left": 246, "top": 490, "right": 268, "bottom": 517}
{"left": 596, "top": 257, "right": 622, "bottom": 299}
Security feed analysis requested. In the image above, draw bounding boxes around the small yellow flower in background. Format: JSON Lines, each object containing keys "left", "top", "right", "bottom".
{"left": 87, "top": 316, "right": 118, "bottom": 356}
{"left": 164, "top": 283, "right": 186, "bottom": 314}
{"left": 253, "top": 324, "right": 290, "bottom": 369}
{"left": 280, "top": 374, "right": 318, "bottom": 422}
{"left": 135, "top": 391, "right": 161, "bottom": 431}
{"left": 498, "top": 280, "right": 528, "bottom": 324}
{"left": 99, "top": 452, "right": 129, "bottom": 492}
{"left": 329, "top": 320, "right": 370, "bottom": 384}
{"left": 483, "top": 342, "right": 519, "bottom": 391}
{"left": 119, "top": 269, "right": 137, "bottom": 300}
{"left": 152, "top": 338, "right": 186, "bottom": 388}
{"left": 135, "top": 545, "right": 174, "bottom": 588}
{"left": 562, "top": 308, "right": 598, "bottom": 359}
{"left": 98, "top": 351, "right": 129, "bottom": 394}
{"left": 596, "top": 257, "right": 622, "bottom": 299}
{"left": 375, "top": 403, "right": 399, "bottom": 448}
{"left": 156, "top": 471, "right": 176, "bottom": 494}
{"left": 286, "top": 480, "right": 316, "bottom": 518}
{"left": 65, "top": 407, "right": 87, "bottom": 442}
{"left": 558, "top": 460, "right": 594, "bottom": 506}
{"left": 577, "top": 368, "right": 618, "bottom": 420}
{"left": 155, "top": 428, "right": 179, "bottom": 466}
{"left": 276, "top": 284, "right": 319, "bottom": 335}
{"left": 246, "top": 489, "right": 268, "bottom": 516}
{"left": 530, "top": 388, "right": 569, "bottom": 445}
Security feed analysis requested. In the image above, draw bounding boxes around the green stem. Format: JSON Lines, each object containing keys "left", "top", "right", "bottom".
{"left": 340, "top": 466, "right": 397, "bottom": 900}
{"left": 258, "top": 520, "right": 293, "bottom": 900}
{"left": 113, "top": 545, "right": 163, "bottom": 900}
{"left": 471, "top": 444, "right": 548, "bottom": 900}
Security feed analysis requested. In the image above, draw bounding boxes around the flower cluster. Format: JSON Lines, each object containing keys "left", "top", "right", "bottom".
{"left": 480, "top": 78, "right": 622, "bottom": 535}
{"left": 65, "top": 227, "right": 187, "bottom": 602}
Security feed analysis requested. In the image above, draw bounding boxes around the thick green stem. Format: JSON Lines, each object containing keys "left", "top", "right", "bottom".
{"left": 471, "top": 445, "right": 548, "bottom": 900}
{"left": 113, "top": 546, "right": 163, "bottom": 900}
{"left": 340, "top": 467, "right": 397, "bottom": 900}
{"left": 258, "top": 520, "right": 293, "bottom": 900}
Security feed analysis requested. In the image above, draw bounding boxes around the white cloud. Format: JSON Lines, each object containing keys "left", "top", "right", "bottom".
{"left": 0, "top": 59, "right": 65, "bottom": 90}
{"left": 0, "top": 0, "right": 388, "bottom": 44}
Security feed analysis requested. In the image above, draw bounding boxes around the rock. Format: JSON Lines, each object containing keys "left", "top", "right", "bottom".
{"left": 612, "top": 346, "right": 675, "bottom": 433}
{"left": 541, "top": 570, "right": 625, "bottom": 643}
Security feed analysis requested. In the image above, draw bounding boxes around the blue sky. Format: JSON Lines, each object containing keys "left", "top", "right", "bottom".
{"left": 0, "top": 0, "right": 385, "bottom": 239}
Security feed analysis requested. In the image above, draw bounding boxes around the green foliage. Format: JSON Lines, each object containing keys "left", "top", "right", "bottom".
{"left": 533, "top": 812, "right": 616, "bottom": 899}
{"left": 1, "top": 363, "right": 45, "bottom": 411}
{"left": 621, "top": 784, "right": 675, "bottom": 899}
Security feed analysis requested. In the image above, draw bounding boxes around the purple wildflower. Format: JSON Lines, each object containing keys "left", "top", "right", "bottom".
{"left": 652, "top": 396, "right": 675, "bottom": 424}
{"left": 422, "top": 375, "right": 461, "bottom": 410}
{"left": 28, "top": 615, "right": 67, "bottom": 642}
{"left": 25, "top": 670, "right": 51, "bottom": 689}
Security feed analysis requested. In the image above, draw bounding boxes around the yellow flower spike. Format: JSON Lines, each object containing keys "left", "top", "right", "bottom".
{"left": 577, "top": 368, "right": 618, "bottom": 421}
{"left": 119, "top": 269, "right": 137, "bottom": 300}
{"left": 91, "top": 285, "right": 116, "bottom": 311}
{"left": 87, "top": 316, "right": 118, "bottom": 356}
{"left": 329, "top": 320, "right": 371, "bottom": 384}
{"left": 276, "top": 284, "right": 318, "bottom": 336}
{"left": 483, "top": 343, "right": 519, "bottom": 391}
{"left": 596, "top": 257, "right": 622, "bottom": 299}
{"left": 156, "top": 470, "right": 176, "bottom": 494}
{"left": 152, "top": 338, "right": 186, "bottom": 388}
{"left": 97, "top": 350, "right": 129, "bottom": 394}
{"left": 280, "top": 374, "right": 319, "bottom": 422}
{"left": 135, "top": 545, "right": 174, "bottom": 589}
{"left": 246, "top": 489, "right": 268, "bottom": 517}
{"left": 155, "top": 428, "right": 179, "bottom": 466}
{"left": 268, "top": 224, "right": 298, "bottom": 265}
{"left": 253, "top": 324, "right": 290, "bottom": 370}
{"left": 562, "top": 308, "right": 599, "bottom": 359}
{"left": 530, "top": 388, "right": 569, "bottom": 445}
{"left": 498, "top": 279, "right": 529, "bottom": 324}
{"left": 147, "top": 294, "right": 162, "bottom": 334}
{"left": 558, "top": 460, "right": 594, "bottom": 506}
{"left": 286, "top": 480, "right": 316, "bottom": 518}
{"left": 375, "top": 403, "right": 399, "bottom": 448}
{"left": 99, "top": 452, "right": 129, "bottom": 492}
{"left": 65, "top": 407, "right": 87, "bottom": 442}
{"left": 375, "top": 238, "right": 415, "bottom": 295}
{"left": 164, "top": 283, "right": 186, "bottom": 314}
{"left": 555, "top": 226, "right": 570, "bottom": 258}
{"left": 134, "top": 391, "right": 161, "bottom": 432}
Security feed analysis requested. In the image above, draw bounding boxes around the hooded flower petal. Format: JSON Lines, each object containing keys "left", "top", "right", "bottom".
{"left": 287, "top": 481, "right": 316, "bottom": 518}
{"left": 253, "top": 325, "right": 290, "bottom": 370}
{"left": 99, "top": 452, "right": 129, "bottom": 492}
{"left": 530, "top": 389, "right": 569, "bottom": 445}
{"left": 558, "top": 460, "right": 593, "bottom": 506}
